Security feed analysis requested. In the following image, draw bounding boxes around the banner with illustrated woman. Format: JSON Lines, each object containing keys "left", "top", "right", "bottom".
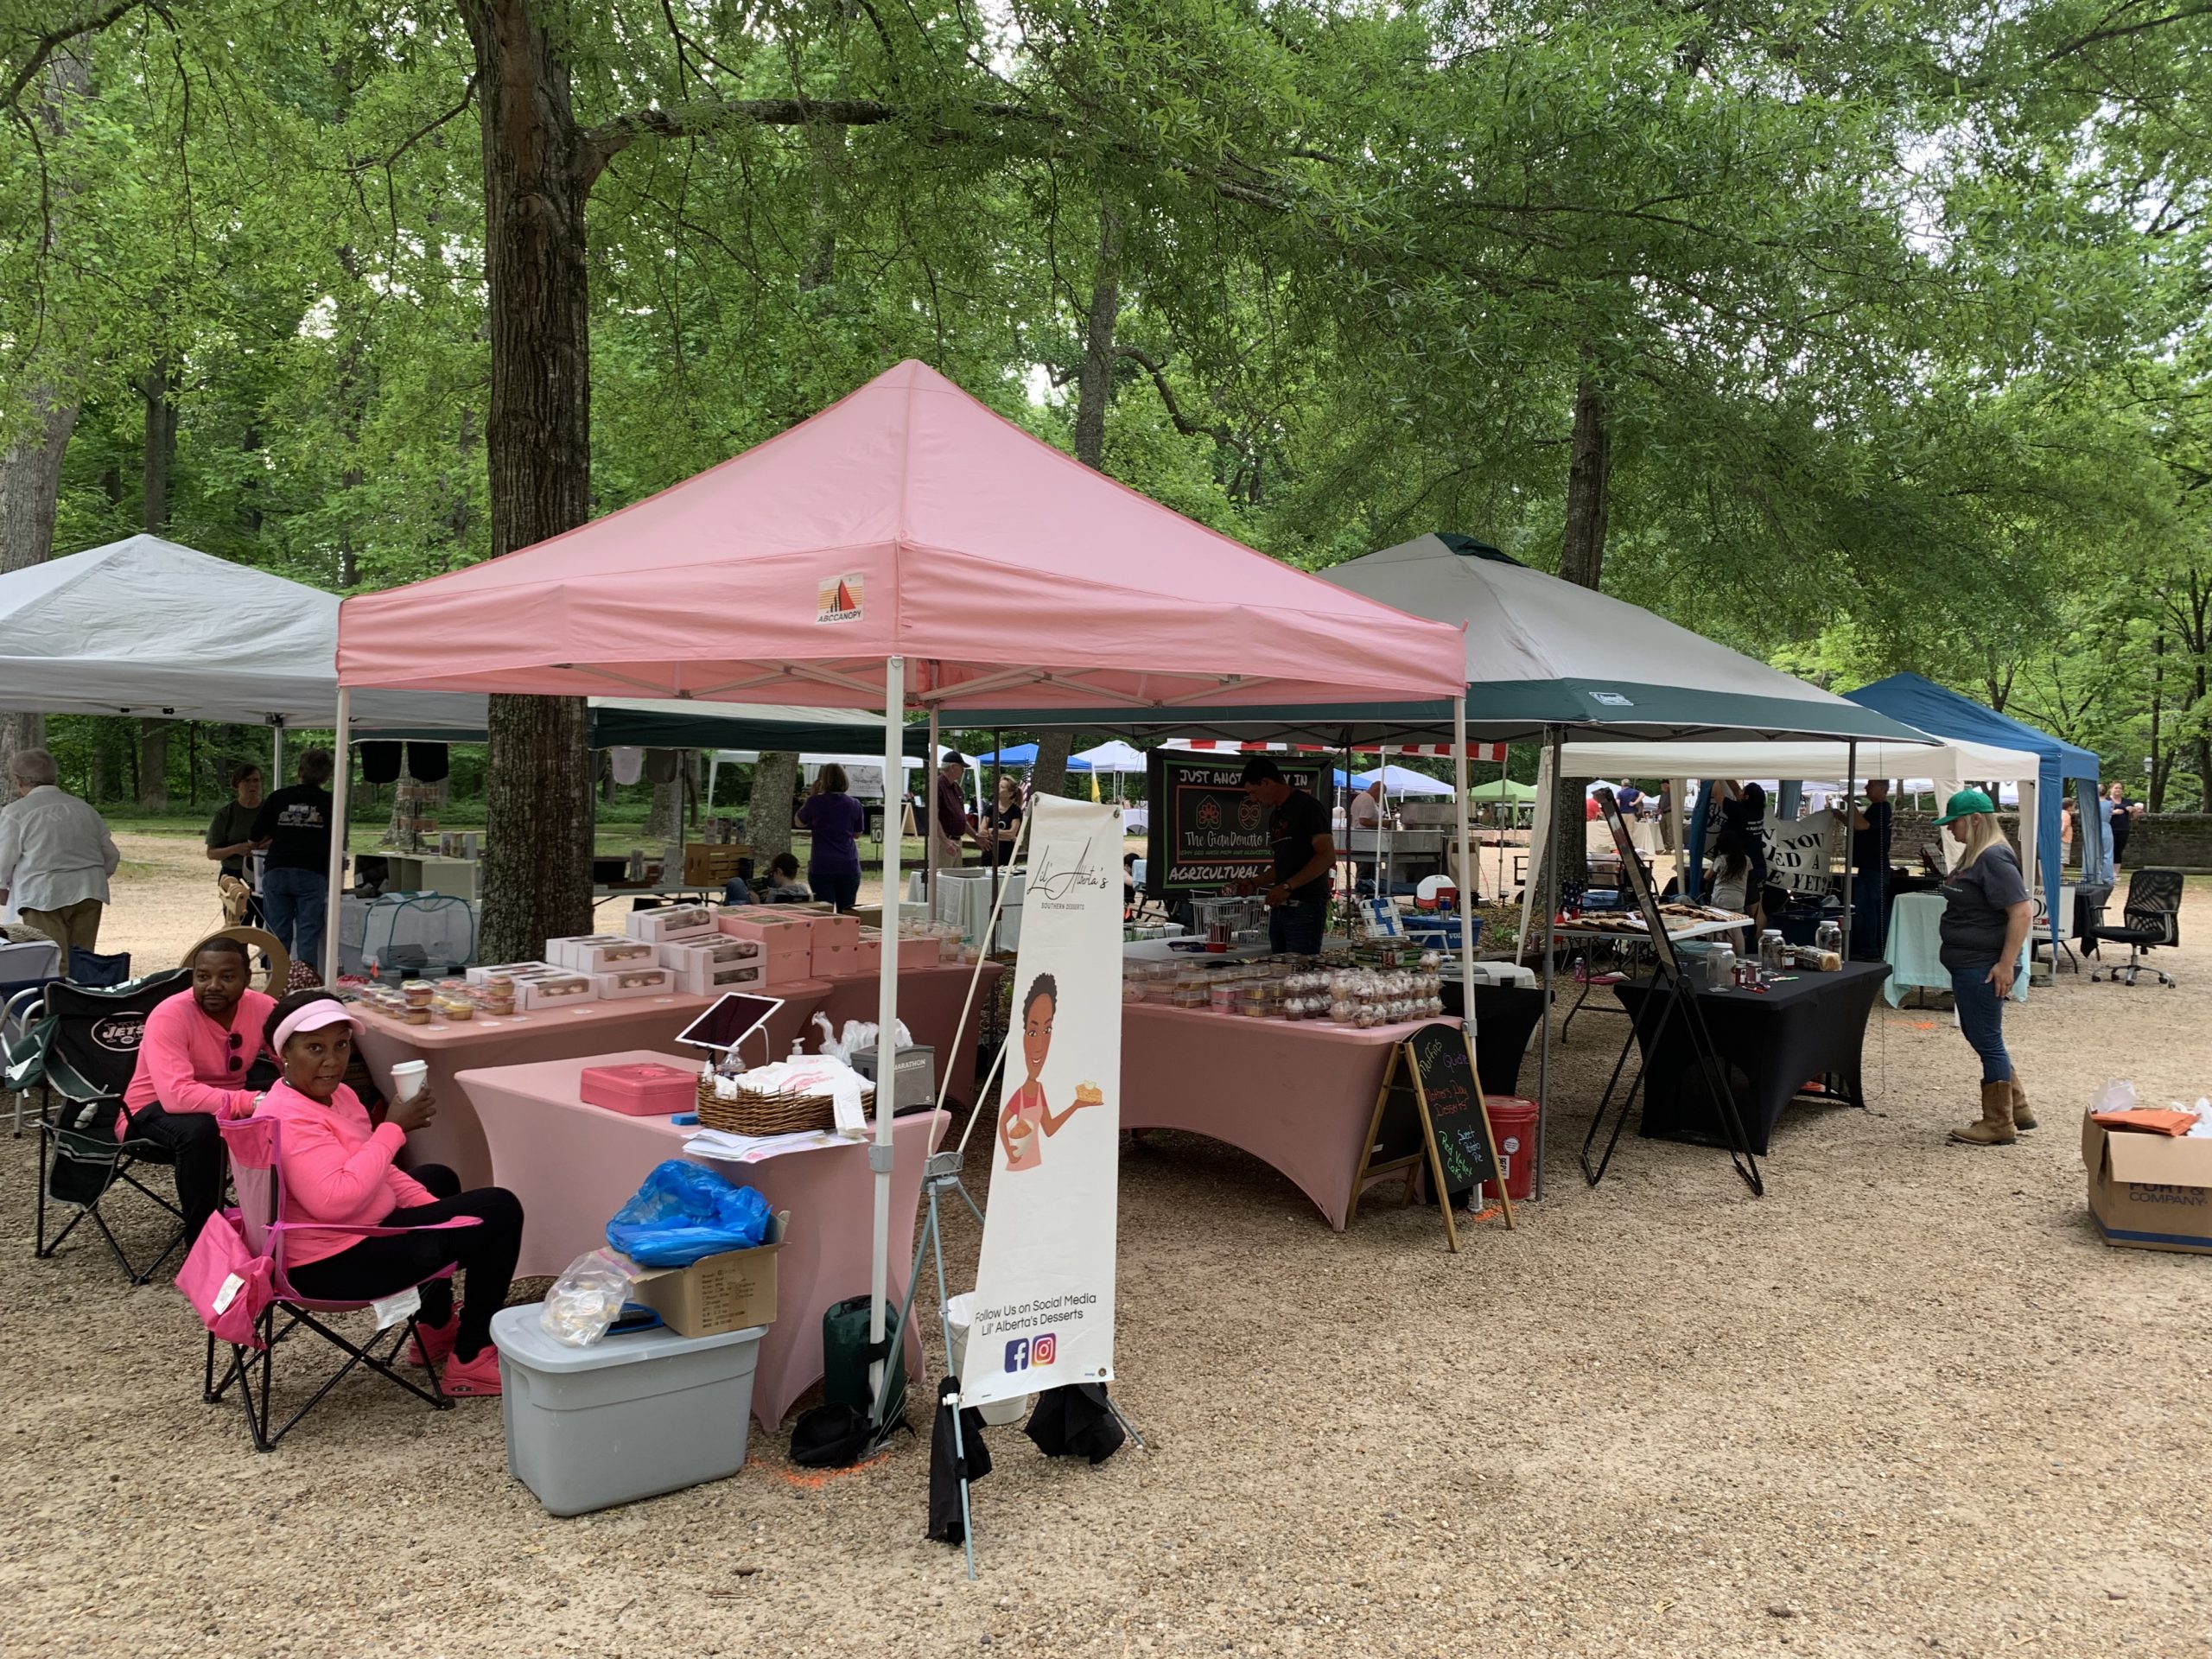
{"left": 963, "top": 796, "right": 1122, "bottom": 1408}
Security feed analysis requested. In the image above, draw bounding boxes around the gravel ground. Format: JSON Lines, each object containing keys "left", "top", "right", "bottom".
{"left": 3, "top": 835, "right": 2208, "bottom": 1658}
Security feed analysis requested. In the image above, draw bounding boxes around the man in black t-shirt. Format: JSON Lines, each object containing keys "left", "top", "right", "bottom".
{"left": 1238, "top": 757, "right": 1335, "bottom": 955}
{"left": 251, "top": 747, "right": 336, "bottom": 968}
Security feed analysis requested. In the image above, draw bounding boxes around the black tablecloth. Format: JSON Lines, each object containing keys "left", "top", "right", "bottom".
{"left": 1441, "top": 982, "right": 1547, "bottom": 1098}
{"left": 1611, "top": 962, "right": 1891, "bottom": 1154}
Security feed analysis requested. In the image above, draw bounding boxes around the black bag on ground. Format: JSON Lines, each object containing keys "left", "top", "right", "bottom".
{"left": 926, "top": 1374, "right": 993, "bottom": 1544}
{"left": 1025, "top": 1382, "right": 1125, "bottom": 1465}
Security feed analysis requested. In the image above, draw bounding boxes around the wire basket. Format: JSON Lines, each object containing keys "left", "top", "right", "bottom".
{"left": 694, "top": 1074, "right": 868, "bottom": 1136}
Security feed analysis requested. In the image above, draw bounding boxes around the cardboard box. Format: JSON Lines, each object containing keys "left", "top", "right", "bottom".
{"left": 620, "top": 1213, "right": 789, "bottom": 1337}
{"left": 2082, "top": 1111, "right": 2212, "bottom": 1255}
{"left": 548, "top": 934, "right": 659, "bottom": 974}
{"left": 682, "top": 842, "right": 748, "bottom": 887}
{"left": 625, "top": 904, "right": 719, "bottom": 944}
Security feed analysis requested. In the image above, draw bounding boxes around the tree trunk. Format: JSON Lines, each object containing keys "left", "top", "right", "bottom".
{"left": 645, "top": 773, "right": 683, "bottom": 842}
{"left": 461, "top": 0, "right": 598, "bottom": 961}
{"left": 141, "top": 354, "right": 178, "bottom": 533}
{"left": 2149, "top": 631, "right": 2166, "bottom": 814}
{"left": 1554, "top": 377, "right": 1611, "bottom": 886}
{"left": 1558, "top": 377, "right": 1611, "bottom": 590}
{"left": 1031, "top": 207, "right": 1125, "bottom": 804}
{"left": 0, "top": 46, "right": 91, "bottom": 782}
{"left": 137, "top": 722, "right": 169, "bottom": 812}
{"left": 746, "top": 753, "right": 800, "bottom": 867}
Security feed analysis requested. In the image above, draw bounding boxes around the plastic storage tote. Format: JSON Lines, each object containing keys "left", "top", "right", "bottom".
{"left": 491, "top": 1304, "right": 766, "bottom": 1516}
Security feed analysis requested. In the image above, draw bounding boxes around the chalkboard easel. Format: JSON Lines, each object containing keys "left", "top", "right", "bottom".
{"left": 1347, "top": 1022, "right": 1517, "bottom": 1250}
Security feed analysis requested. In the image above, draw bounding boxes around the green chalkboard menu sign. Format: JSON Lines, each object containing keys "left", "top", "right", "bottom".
{"left": 1348, "top": 1021, "right": 1516, "bottom": 1249}
{"left": 1406, "top": 1021, "right": 1497, "bottom": 1200}
{"left": 1143, "top": 749, "right": 1330, "bottom": 893}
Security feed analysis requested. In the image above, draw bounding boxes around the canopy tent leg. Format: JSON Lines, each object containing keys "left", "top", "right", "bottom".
{"left": 868, "top": 656, "right": 906, "bottom": 1409}
{"left": 1452, "top": 698, "right": 1478, "bottom": 1046}
{"left": 926, "top": 709, "right": 941, "bottom": 905}
{"left": 1536, "top": 724, "right": 1561, "bottom": 1202}
{"left": 270, "top": 721, "right": 284, "bottom": 786}
{"left": 1841, "top": 741, "right": 1858, "bottom": 960}
{"left": 320, "top": 690, "right": 350, "bottom": 986}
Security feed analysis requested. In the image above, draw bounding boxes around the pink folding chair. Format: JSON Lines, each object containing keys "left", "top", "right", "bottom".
{"left": 209, "top": 1116, "right": 480, "bottom": 1451}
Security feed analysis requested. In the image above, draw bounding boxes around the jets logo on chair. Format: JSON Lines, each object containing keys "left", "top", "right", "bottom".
{"left": 91, "top": 1014, "right": 148, "bottom": 1052}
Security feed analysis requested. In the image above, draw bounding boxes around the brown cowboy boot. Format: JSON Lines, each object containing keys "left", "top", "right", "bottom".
{"left": 1951, "top": 1080, "right": 2017, "bottom": 1146}
{"left": 2009, "top": 1077, "right": 2036, "bottom": 1132}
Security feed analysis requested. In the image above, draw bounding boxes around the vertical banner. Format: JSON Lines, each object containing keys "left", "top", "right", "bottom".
{"left": 963, "top": 796, "right": 1122, "bottom": 1408}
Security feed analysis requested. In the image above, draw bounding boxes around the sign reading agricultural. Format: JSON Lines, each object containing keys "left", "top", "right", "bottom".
{"left": 1145, "top": 749, "right": 1329, "bottom": 893}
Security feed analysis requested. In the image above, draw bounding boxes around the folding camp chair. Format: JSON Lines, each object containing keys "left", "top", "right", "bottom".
{"left": 207, "top": 1115, "right": 477, "bottom": 1451}
{"left": 6, "top": 969, "right": 193, "bottom": 1283}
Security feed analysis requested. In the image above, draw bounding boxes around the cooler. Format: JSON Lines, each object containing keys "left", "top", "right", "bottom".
{"left": 492, "top": 1305, "right": 766, "bottom": 1516}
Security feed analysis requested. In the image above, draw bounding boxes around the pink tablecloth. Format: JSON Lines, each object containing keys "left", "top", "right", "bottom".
{"left": 1121, "top": 1003, "right": 1434, "bottom": 1230}
{"left": 458, "top": 1049, "right": 947, "bottom": 1431}
{"left": 353, "top": 983, "right": 833, "bottom": 1188}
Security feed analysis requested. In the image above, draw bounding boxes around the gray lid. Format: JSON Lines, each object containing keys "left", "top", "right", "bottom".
{"left": 491, "top": 1302, "right": 766, "bottom": 1373}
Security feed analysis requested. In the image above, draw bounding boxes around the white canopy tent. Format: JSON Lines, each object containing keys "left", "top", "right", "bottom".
{"left": 1531, "top": 733, "right": 2046, "bottom": 951}
{"left": 1353, "top": 764, "right": 1454, "bottom": 798}
{"left": 1071, "top": 739, "right": 1148, "bottom": 773}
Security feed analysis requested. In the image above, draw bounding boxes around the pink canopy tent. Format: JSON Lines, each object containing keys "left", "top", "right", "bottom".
{"left": 328, "top": 359, "right": 1466, "bottom": 1411}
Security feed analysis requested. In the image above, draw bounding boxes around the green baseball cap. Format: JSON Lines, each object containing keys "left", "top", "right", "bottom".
{"left": 1935, "top": 788, "right": 1995, "bottom": 826}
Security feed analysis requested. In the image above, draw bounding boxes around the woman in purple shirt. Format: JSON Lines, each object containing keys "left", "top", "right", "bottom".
{"left": 798, "top": 764, "right": 868, "bottom": 912}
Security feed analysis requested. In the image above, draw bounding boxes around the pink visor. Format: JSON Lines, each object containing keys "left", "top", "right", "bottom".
{"left": 271, "top": 1000, "right": 363, "bottom": 1052}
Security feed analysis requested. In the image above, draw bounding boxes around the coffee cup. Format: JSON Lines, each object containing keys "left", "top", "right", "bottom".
{"left": 390, "top": 1059, "right": 429, "bottom": 1103}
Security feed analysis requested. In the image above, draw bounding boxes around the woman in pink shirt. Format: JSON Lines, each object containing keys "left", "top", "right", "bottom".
{"left": 123, "top": 936, "right": 276, "bottom": 1245}
{"left": 257, "top": 991, "right": 523, "bottom": 1397}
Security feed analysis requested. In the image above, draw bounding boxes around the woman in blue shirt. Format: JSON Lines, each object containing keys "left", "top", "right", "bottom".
{"left": 798, "top": 765, "right": 868, "bottom": 912}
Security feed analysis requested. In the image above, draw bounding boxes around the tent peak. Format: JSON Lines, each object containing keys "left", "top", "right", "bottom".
{"left": 1434, "top": 532, "right": 1518, "bottom": 567}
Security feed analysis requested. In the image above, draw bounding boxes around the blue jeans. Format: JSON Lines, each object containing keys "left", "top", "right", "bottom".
{"left": 1270, "top": 899, "right": 1327, "bottom": 957}
{"left": 260, "top": 866, "right": 327, "bottom": 969}
{"left": 811, "top": 868, "right": 861, "bottom": 912}
{"left": 1949, "top": 965, "right": 2012, "bottom": 1085}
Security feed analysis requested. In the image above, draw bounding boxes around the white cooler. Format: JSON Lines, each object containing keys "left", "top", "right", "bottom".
{"left": 492, "top": 1305, "right": 766, "bottom": 1516}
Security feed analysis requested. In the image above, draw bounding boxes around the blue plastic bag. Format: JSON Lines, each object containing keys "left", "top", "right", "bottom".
{"left": 605, "top": 1160, "right": 773, "bottom": 1268}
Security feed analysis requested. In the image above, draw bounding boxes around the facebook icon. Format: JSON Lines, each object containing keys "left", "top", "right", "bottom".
{"left": 1004, "top": 1337, "right": 1030, "bottom": 1371}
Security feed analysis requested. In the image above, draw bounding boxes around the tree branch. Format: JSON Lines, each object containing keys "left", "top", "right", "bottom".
{"left": 3, "top": 0, "right": 143, "bottom": 110}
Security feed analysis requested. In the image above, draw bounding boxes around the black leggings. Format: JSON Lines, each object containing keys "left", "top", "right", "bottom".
{"left": 123, "top": 1103, "right": 226, "bottom": 1246}
{"left": 285, "top": 1165, "right": 524, "bottom": 1363}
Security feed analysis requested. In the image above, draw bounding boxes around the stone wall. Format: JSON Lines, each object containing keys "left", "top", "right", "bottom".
{"left": 2124, "top": 815, "right": 2212, "bottom": 872}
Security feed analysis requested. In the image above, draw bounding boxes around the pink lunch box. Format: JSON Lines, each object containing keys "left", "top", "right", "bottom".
{"left": 579, "top": 1062, "right": 697, "bottom": 1116}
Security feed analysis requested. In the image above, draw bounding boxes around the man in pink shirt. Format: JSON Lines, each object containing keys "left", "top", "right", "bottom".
{"left": 124, "top": 937, "right": 276, "bottom": 1244}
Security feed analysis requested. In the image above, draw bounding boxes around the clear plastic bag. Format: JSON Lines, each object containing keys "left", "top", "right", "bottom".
{"left": 540, "top": 1249, "right": 635, "bottom": 1347}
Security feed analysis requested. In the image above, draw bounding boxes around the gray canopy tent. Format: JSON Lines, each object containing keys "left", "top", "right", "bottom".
{"left": 963, "top": 532, "right": 1932, "bottom": 1196}
{"left": 0, "top": 534, "right": 924, "bottom": 765}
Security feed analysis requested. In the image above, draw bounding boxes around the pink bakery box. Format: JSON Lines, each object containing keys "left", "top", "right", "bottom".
{"left": 866, "top": 929, "right": 938, "bottom": 972}
{"left": 810, "top": 941, "right": 854, "bottom": 980}
{"left": 580, "top": 1062, "right": 697, "bottom": 1116}
{"left": 847, "top": 938, "right": 882, "bottom": 976}
{"left": 715, "top": 912, "right": 815, "bottom": 955}
{"left": 806, "top": 912, "right": 861, "bottom": 950}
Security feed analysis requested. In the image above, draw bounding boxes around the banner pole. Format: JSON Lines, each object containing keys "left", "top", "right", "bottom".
{"left": 1452, "top": 697, "right": 1477, "bottom": 1044}
{"left": 320, "top": 689, "right": 349, "bottom": 986}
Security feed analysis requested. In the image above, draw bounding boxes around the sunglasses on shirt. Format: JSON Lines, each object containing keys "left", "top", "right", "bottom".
{"left": 228, "top": 1031, "right": 245, "bottom": 1072}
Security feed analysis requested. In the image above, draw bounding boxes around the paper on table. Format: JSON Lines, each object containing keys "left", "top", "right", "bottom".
{"left": 683, "top": 1126, "right": 862, "bottom": 1164}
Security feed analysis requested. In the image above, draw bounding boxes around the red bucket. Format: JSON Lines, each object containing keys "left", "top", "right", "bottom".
{"left": 1482, "top": 1096, "right": 1540, "bottom": 1203}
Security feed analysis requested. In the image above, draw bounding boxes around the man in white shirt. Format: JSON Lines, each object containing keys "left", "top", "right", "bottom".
{"left": 0, "top": 749, "right": 120, "bottom": 957}
{"left": 1349, "top": 780, "right": 1389, "bottom": 830}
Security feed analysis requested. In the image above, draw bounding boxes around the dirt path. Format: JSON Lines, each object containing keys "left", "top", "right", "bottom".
{"left": 3, "top": 839, "right": 2207, "bottom": 1657}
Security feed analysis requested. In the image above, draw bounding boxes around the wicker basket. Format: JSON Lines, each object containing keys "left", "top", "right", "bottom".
{"left": 694, "top": 1073, "right": 869, "bottom": 1136}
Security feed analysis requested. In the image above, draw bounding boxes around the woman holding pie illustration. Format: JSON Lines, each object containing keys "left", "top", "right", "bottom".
{"left": 998, "top": 973, "right": 1103, "bottom": 1172}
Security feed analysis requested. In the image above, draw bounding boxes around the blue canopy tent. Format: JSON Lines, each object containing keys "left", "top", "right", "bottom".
{"left": 1845, "top": 673, "right": 2101, "bottom": 945}
{"left": 969, "top": 742, "right": 1092, "bottom": 770}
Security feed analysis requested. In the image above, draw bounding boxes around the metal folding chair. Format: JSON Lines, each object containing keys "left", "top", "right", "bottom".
{"left": 6, "top": 969, "right": 194, "bottom": 1283}
{"left": 207, "top": 1115, "right": 478, "bottom": 1450}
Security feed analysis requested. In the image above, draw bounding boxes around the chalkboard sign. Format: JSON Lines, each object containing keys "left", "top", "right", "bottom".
{"left": 1348, "top": 1022, "right": 1516, "bottom": 1248}
{"left": 1406, "top": 1021, "right": 1498, "bottom": 1201}
{"left": 1144, "top": 748, "right": 1330, "bottom": 894}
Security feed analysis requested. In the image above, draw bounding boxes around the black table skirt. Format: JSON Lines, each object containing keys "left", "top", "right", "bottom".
{"left": 1441, "top": 982, "right": 1547, "bottom": 1099}
{"left": 1611, "top": 962, "right": 1891, "bottom": 1154}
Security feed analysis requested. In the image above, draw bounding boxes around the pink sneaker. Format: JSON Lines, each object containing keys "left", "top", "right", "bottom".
{"left": 408, "top": 1310, "right": 461, "bottom": 1370}
{"left": 440, "top": 1345, "right": 503, "bottom": 1397}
